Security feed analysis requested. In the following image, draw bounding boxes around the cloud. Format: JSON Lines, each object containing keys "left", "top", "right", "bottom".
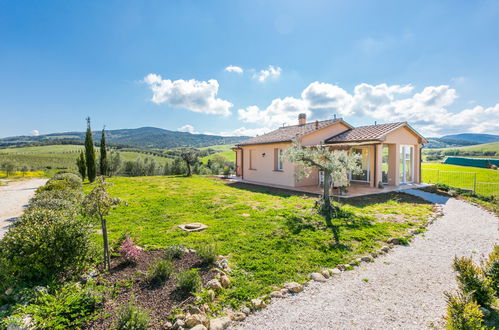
{"left": 225, "top": 65, "right": 244, "bottom": 74}
{"left": 143, "top": 74, "right": 232, "bottom": 116}
{"left": 237, "top": 81, "right": 499, "bottom": 136}
{"left": 253, "top": 65, "right": 282, "bottom": 82}
{"left": 178, "top": 124, "right": 198, "bottom": 134}
{"left": 31, "top": 130, "right": 40, "bottom": 136}
{"left": 204, "top": 126, "right": 269, "bottom": 137}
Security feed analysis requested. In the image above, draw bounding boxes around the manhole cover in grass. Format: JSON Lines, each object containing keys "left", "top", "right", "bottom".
{"left": 178, "top": 223, "right": 208, "bottom": 232}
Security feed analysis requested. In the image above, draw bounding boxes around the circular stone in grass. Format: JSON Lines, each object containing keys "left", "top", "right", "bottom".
{"left": 178, "top": 223, "right": 208, "bottom": 232}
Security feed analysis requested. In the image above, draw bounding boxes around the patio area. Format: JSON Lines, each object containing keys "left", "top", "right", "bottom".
{"left": 226, "top": 176, "right": 430, "bottom": 198}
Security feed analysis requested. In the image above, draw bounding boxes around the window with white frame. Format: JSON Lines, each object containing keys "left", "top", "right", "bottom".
{"left": 277, "top": 148, "right": 283, "bottom": 170}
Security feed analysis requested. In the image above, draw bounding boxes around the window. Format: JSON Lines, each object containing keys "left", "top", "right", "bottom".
{"left": 249, "top": 149, "right": 256, "bottom": 170}
{"left": 350, "top": 147, "right": 370, "bottom": 182}
{"left": 274, "top": 148, "right": 284, "bottom": 171}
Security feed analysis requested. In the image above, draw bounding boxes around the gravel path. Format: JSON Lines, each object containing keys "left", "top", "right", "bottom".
{"left": 236, "top": 190, "right": 498, "bottom": 330}
{"left": 0, "top": 178, "right": 47, "bottom": 238}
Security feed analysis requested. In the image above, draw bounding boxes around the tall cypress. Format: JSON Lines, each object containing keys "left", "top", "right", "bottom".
{"left": 76, "top": 150, "right": 87, "bottom": 180}
{"left": 85, "top": 117, "right": 96, "bottom": 182}
{"left": 100, "top": 127, "right": 108, "bottom": 176}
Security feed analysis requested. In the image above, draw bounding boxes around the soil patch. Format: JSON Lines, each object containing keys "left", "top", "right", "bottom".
{"left": 86, "top": 250, "right": 216, "bottom": 329}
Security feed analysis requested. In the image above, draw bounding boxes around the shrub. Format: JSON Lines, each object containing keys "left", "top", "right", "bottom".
{"left": 453, "top": 256, "right": 494, "bottom": 307}
{"left": 485, "top": 245, "right": 499, "bottom": 296}
{"left": 165, "top": 244, "right": 185, "bottom": 259}
{"left": 222, "top": 166, "right": 231, "bottom": 178}
{"left": 445, "top": 292, "right": 484, "bottom": 329}
{"left": 28, "top": 188, "right": 83, "bottom": 211}
{"left": 0, "top": 208, "right": 94, "bottom": 284}
{"left": 119, "top": 237, "right": 141, "bottom": 264}
{"left": 197, "top": 243, "right": 217, "bottom": 265}
{"left": 177, "top": 269, "right": 202, "bottom": 294}
{"left": 115, "top": 299, "right": 149, "bottom": 330}
{"left": 38, "top": 173, "right": 82, "bottom": 192}
{"left": 146, "top": 260, "right": 174, "bottom": 284}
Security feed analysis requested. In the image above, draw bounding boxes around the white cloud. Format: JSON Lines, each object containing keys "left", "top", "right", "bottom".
{"left": 204, "top": 126, "right": 269, "bottom": 137}
{"left": 178, "top": 124, "right": 198, "bottom": 134}
{"left": 237, "top": 81, "right": 499, "bottom": 136}
{"left": 31, "top": 130, "right": 40, "bottom": 136}
{"left": 253, "top": 65, "right": 282, "bottom": 82}
{"left": 225, "top": 65, "right": 244, "bottom": 74}
{"left": 143, "top": 74, "right": 232, "bottom": 116}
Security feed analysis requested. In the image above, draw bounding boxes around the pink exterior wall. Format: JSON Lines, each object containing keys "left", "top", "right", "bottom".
{"left": 299, "top": 122, "right": 350, "bottom": 146}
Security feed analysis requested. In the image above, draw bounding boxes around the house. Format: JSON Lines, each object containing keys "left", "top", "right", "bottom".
{"left": 232, "top": 114, "right": 427, "bottom": 194}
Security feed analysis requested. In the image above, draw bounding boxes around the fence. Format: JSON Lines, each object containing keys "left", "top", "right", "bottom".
{"left": 422, "top": 169, "right": 499, "bottom": 197}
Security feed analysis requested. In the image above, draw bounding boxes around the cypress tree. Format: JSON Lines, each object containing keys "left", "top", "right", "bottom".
{"left": 76, "top": 150, "right": 87, "bottom": 180}
{"left": 85, "top": 117, "right": 97, "bottom": 182}
{"left": 100, "top": 127, "right": 108, "bottom": 176}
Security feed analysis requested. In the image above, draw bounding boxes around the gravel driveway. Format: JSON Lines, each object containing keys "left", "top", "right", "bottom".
{"left": 0, "top": 178, "right": 48, "bottom": 238}
{"left": 236, "top": 190, "right": 498, "bottom": 330}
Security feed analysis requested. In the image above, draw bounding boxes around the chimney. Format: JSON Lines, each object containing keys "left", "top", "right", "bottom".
{"left": 298, "top": 113, "right": 306, "bottom": 125}
{"left": 315, "top": 120, "right": 319, "bottom": 129}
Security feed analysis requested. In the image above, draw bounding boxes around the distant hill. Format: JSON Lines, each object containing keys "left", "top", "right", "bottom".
{"left": 425, "top": 133, "right": 499, "bottom": 148}
{"left": 0, "top": 127, "right": 250, "bottom": 149}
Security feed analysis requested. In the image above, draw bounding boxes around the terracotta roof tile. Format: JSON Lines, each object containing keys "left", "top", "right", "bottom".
{"left": 325, "top": 122, "right": 406, "bottom": 143}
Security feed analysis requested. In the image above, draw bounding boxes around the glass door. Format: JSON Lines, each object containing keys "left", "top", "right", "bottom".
{"left": 350, "top": 147, "right": 370, "bottom": 182}
{"left": 399, "top": 145, "right": 414, "bottom": 184}
{"left": 382, "top": 145, "right": 389, "bottom": 184}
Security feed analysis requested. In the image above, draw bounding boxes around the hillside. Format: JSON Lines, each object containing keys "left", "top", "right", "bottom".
{"left": 425, "top": 142, "right": 499, "bottom": 153}
{"left": 425, "top": 133, "right": 499, "bottom": 148}
{"left": 0, "top": 127, "right": 249, "bottom": 149}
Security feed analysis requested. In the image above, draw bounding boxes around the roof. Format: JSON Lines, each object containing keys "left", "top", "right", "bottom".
{"left": 325, "top": 122, "right": 427, "bottom": 144}
{"left": 236, "top": 118, "right": 347, "bottom": 146}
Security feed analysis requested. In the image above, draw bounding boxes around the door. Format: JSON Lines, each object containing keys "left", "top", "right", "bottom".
{"left": 399, "top": 145, "right": 414, "bottom": 184}
{"left": 350, "top": 147, "right": 370, "bottom": 182}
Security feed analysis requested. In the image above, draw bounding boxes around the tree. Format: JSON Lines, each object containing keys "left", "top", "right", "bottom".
{"left": 85, "top": 117, "right": 97, "bottom": 182}
{"left": 100, "top": 127, "right": 108, "bottom": 176}
{"left": 76, "top": 151, "right": 87, "bottom": 180}
{"left": 21, "top": 165, "right": 29, "bottom": 177}
{"left": 285, "top": 141, "right": 362, "bottom": 243}
{"left": 1, "top": 162, "right": 16, "bottom": 177}
{"left": 179, "top": 148, "right": 199, "bottom": 177}
{"left": 108, "top": 151, "right": 122, "bottom": 177}
{"left": 82, "top": 176, "right": 121, "bottom": 271}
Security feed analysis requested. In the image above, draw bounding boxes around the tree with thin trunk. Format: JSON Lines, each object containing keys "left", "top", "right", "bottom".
{"left": 76, "top": 151, "right": 87, "bottom": 180}
{"left": 285, "top": 141, "right": 362, "bottom": 243}
{"left": 1, "top": 162, "right": 16, "bottom": 177}
{"left": 82, "top": 176, "right": 121, "bottom": 271}
{"left": 100, "top": 127, "right": 108, "bottom": 176}
{"left": 85, "top": 117, "right": 97, "bottom": 182}
{"left": 179, "top": 148, "right": 198, "bottom": 177}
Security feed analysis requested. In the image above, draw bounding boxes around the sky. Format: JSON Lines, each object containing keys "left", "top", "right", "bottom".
{"left": 1, "top": 0, "right": 499, "bottom": 138}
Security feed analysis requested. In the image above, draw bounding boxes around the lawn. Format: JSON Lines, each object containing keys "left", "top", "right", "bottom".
{"left": 422, "top": 163, "right": 499, "bottom": 196}
{"left": 98, "top": 175, "right": 433, "bottom": 308}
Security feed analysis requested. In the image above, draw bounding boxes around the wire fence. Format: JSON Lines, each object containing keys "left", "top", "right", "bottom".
{"left": 422, "top": 169, "right": 499, "bottom": 197}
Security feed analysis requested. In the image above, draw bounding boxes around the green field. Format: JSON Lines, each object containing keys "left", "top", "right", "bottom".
{"left": 422, "top": 163, "right": 499, "bottom": 196}
{"left": 97, "top": 175, "right": 433, "bottom": 307}
{"left": 426, "top": 142, "right": 499, "bottom": 154}
{"left": 199, "top": 144, "right": 236, "bottom": 164}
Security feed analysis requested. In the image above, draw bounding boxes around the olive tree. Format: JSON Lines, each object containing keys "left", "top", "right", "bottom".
{"left": 179, "top": 148, "right": 199, "bottom": 177}
{"left": 285, "top": 141, "right": 362, "bottom": 242}
{"left": 82, "top": 176, "right": 121, "bottom": 271}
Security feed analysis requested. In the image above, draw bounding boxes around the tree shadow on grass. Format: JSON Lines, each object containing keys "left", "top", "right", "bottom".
{"left": 341, "top": 191, "right": 432, "bottom": 208}
{"left": 223, "top": 180, "right": 317, "bottom": 199}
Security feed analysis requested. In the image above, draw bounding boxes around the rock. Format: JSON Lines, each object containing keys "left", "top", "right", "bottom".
{"left": 361, "top": 256, "right": 373, "bottom": 262}
{"left": 171, "top": 319, "right": 185, "bottom": 330}
{"left": 231, "top": 312, "right": 247, "bottom": 321}
{"left": 186, "top": 306, "right": 202, "bottom": 315}
{"left": 199, "top": 304, "right": 210, "bottom": 313}
{"left": 190, "top": 325, "right": 208, "bottom": 330}
{"left": 241, "top": 306, "right": 251, "bottom": 315}
{"left": 377, "top": 249, "right": 385, "bottom": 255}
{"left": 0, "top": 304, "right": 8, "bottom": 311}
{"left": 329, "top": 268, "right": 341, "bottom": 275}
{"left": 206, "top": 279, "right": 223, "bottom": 291}
{"left": 270, "top": 290, "right": 284, "bottom": 298}
{"left": 4, "top": 288, "right": 13, "bottom": 296}
{"left": 283, "top": 282, "right": 303, "bottom": 293}
{"left": 163, "top": 321, "right": 173, "bottom": 329}
{"left": 356, "top": 258, "right": 363, "bottom": 263}
{"left": 310, "top": 272, "right": 327, "bottom": 282}
{"left": 184, "top": 313, "right": 209, "bottom": 328}
{"left": 321, "top": 270, "right": 330, "bottom": 279}
{"left": 479, "top": 307, "right": 491, "bottom": 318}
{"left": 207, "top": 289, "right": 216, "bottom": 301}
{"left": 175, "top": 314, "right": 186, "bottom": 320}
{"left": 370, "top": 251, "right": 378, "bottom": 258}
{"left": 178, "top": 223, "right": 208, "bottom": 232}
{"left": 209, "top": 316, "right": 231, "bottom": 330}
{"left": 251, "top": 298, "right": 266, "bottom": 310}
{"left": 381, "top": 246, "right": 390, "bottom": 252}
{"left": 387, "top": 237, "right": 400, "bottom": 245}
{"left": 242, "top": 213, "right": 250, "bottom": 217}
{"left": 336, "top": 264, "right": 347, "bottom": 271}
{"left": 220, "top": 274, "right": 231, "bottom": 288}
{"left": 349, "top": 260, "right": 358, "bottom": 267}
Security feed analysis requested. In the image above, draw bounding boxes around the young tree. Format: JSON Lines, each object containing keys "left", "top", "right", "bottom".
{"left": 76, "top": 151, "right": 87, "bottom": 180}
{"left": 100, "top": 127, "right": 108, "bottom": 176}
{"left": 82, "top": 176, "right": 121, "bottom": 271}
{"left": 108, "top": 151, "right": 122, "bottom": 177}
{"left": 85, "top": 117, "right": 97, "bottom": 182}
{"left": 1, "top": 162, "right": 16, "bottom": 177}
{"left": 179, "top": 148, "right": 199, "bottom": 177}
{"left": 285, "top": 141, "right": 362, "bottom": 243}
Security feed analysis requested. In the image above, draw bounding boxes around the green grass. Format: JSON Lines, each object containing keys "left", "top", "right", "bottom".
{"left": 425, "top": 142, "right": 499, "bottom": 154}
{"left": 200, "top": 149, "right": 235, "bottom": 164}
{"left": 422, "top": 163, "right": 499, "bottom": 196}
{"left": 94, "top": 175, "right": 432, "bottom": 308}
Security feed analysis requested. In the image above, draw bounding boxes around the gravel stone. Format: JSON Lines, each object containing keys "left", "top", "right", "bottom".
{"left": 234, "top": 190, "right": 498, "bottom": 330}
{"left": 310, "top": 273, "right": 327, "bottom": 282}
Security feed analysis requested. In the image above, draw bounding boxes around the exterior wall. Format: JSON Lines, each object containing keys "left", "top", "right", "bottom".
{"left": 299, "top": 122, "right": 350, "bottom": 146}
{"left": 235, "top": 149, "right": 242, "bottom": 177}
{"left": 384, "top": 126, "right": 420, "bottom": 145}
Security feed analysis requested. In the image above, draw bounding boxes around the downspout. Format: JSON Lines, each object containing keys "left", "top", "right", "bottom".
{"left": 419, "top": 143, "right": 424, "bottom": 184}
{"left": 373, "top": 144, "right": 377, "bottom": 187}
{"left": 241, "top": 148, "right": 244, "bottom": 180}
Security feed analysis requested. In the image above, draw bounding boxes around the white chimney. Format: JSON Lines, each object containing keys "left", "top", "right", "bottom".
{"left": 298, "top": 113, "right": 306, "bottom": 125}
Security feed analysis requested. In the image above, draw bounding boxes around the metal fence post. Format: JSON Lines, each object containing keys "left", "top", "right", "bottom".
{"left": 473, "top": 173, "right": 477, "bottom": 193}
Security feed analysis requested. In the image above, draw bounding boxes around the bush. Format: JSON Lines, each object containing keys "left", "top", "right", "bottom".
{"left": 165, "top": 244, "right": 185, "bottom": 259}
{"left": 1, "top": 283, "right": 102, "bottom": 329}
{"left": 115, "top": 299, "right": 149, "bottom": 330}
{"left": 146, "top": 260, "right": 174, "bottom": 284}
{"left": 38, "top": 173, "right": 82, "bottom": 192}
{"left": 0, "top": 208, "right": 94, "bottom": 284}
{"left": 485, "top": 245, "right": 499, "bottom": 296}
{"left": 119, "top": 237, "right": 141, "bottom": 264}
{"left": 177, "top": 269, "right": 202, "bottom": 294}
{"left": 445, "top": 292, "right": 484, "bottom": 329}
{"left": 28, "top": 188, "right": 83, "bottom": 211}
{"left": 453, "top": 256, "right": 494, "bottom": 307}
{"left": 197, "top": 243, "right": 217, "bottom": 265}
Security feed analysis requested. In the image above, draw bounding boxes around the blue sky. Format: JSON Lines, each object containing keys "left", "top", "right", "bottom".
{"left": 1, "top": 0, "right": 499, "bottom": 138}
